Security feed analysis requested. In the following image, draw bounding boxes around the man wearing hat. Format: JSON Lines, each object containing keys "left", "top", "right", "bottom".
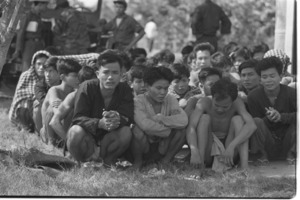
{"left": 12, "top": 0, "right": 49, "bottom": 72}
{"left": 103, "top": 0, "right": 145, "bottom": 51}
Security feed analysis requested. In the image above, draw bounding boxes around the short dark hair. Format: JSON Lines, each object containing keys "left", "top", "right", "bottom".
{"left": 169, "top": 63, "right": 190, "bottom": 79}
{"left": 193, "top": 42, "right": 215, "bottom": 57}
{"left": 144, "top": 66, "right": 174, "bottom": 86}
{"left": 154, "top": 49, "right": 175, "bottom": 65}
{"left": 181, "top": 45, "right": 194, "bottom": 56}
{"left": 211, "top": 51, "right": 232, "bottom": 69}
{"left": 252, "top": 43, "right": 269, "bottom": 57}
{"left": 198, "top": 67, "right": 222, "bottom": 84}
{"left": 130, "top": 48, "right": 147, "bottom": 60}
{"left": 78, "top": 66, "right": 97, "bottom": 83}
{"left": 230, "top": 46, "right": 251, "bottom": 62}
{"left": 133, "top": 57, "right": 147, "bottom": 66}
{"left": 238, "top": 59, "right": 259, "bottom": 74}
{"left": 128, "top": 65, "right": 146, "bottom": 82}
{"left": 256, "top": 56, "right": 283, "bottom": 76}
{"left": 57, "top": 59, "right": 82, "bottom": 75}
{"left": 211, "top": 78, "right": 238, "bottom": 102}
{"left": 116, "top": 50, "right": 132, "bottom": 71}
{"left": 223, "top": 41, "right": 238, "bottom": 56}
{"left": 97, "top": 49, "right": 123, "bottom": 70}
{"left": 43, "top": 57, "right": 58, "bottom": 70}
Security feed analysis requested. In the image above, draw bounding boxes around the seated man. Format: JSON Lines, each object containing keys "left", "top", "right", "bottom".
{"left": 210, "top": 51, "right": 240, "bottom": 84}
{"left": 187, "top": 78, "right": 256, "bottom": 171}
{"left": 33, "top": 57, "right": 61, "bottom": 134}
{"left": 131, "top": 67, "right": 188, "bottom": 170}
{"left": 49, "top": 66, "right": 97, "bottom": 142}
{"left": 67, "top": 50, "right": 134, "bottom": 167}
{"left": 184, "top": 67, "right": 222, "bottom": 117}
{"left": 189, "top": 42, "right": 214, "bottom": 87}
{"left": 9, "top": 50, "right": 50, "bottom": 132}
{"left": 247, "top": 57, "right": 296, "bottom": 164}
{"left": 127, "top": 64, "right": 147, "bottom": 96}
{"left": 41, "top": 59, "right": 81, "bottom": 146}
{"left": 237, "top": 59, "right": 260, "bottom": 104}
{"left": 168, "top": 63, "right": 201, "bottom": 114}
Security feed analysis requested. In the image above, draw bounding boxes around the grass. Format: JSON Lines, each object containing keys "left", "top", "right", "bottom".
{"left": 0, "top": 98, "right": 296, "bottom": 197}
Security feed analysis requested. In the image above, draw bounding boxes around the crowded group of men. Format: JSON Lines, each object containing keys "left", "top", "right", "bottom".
{"left": 7, "top": 0, "right": 296, "bottom": 173}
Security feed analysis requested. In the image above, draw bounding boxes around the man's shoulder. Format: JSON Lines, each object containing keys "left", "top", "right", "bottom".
{"left": 281, "top": 84, "right": 296, "bottom": 94}
{"left": 248, "top": 85, "right": 263, "bottom": 98}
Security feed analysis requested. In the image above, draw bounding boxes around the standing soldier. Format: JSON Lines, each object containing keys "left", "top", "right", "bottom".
{"left": 191, "top": 0, "right": 231, "bottom": 52}
{"left": 103, "top": 0, "right": 145, "bottom": 52}
{"left": 12, "top": 0, "right": 49, "bottom": 72}
{"left": 52, "top": 0, "right": 90, "bottom": 55}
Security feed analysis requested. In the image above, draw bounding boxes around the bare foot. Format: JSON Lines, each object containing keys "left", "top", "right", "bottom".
{"left": 190, "top": 151, "right": 203, "bottom": 168}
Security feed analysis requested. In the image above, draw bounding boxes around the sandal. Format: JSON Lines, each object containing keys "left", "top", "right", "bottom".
{"left": 256, "top": 158, "right": 269, "bottom": 166}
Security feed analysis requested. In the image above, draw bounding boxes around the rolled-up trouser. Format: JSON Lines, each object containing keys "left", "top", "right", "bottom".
{"left": 251, "top": 117, "right": 296, "bottom": 160}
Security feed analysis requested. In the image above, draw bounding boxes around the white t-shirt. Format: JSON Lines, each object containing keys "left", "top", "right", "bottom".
{"left": 144, "top": 21, "right": 158, "bottom": 39}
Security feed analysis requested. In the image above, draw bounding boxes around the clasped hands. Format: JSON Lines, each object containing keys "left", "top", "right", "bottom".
{"left": 265, "top": 107, "right": 281, "bottom": 123}
{"left": 98, "top": 110, "right": 120, "bottom": 131}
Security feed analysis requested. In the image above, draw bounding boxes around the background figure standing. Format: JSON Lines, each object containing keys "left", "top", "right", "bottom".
{"left": 12, "top": 0, "right": 49, "bottom": 72}
{"left": 103, "top": 0, "right": 145, "bottom": 51}
{"left": 52, "top": 0, "right": 90, "bottom": 55}
{"left": 144, "top": 17, "right": 158, "bottom": 53}
{"left": 191, "top": 0, "right": 231, "bottom": 52}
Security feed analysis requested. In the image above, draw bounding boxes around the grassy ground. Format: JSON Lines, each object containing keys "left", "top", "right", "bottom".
{"left": 0, "top": 98, "right": 296, "bottom": 197}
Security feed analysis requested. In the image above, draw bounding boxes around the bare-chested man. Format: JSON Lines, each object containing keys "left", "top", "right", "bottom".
{"left": 187, "top": 78, "right": 257, "bottom": 170}
{"left": 41, "top": 59, "right": 81, "bottom": 146}
{"left": 49, "top": 66, "right": 97, "bottom": 141}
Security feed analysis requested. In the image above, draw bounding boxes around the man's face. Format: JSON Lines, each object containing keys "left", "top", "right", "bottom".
{"left": 212, "top": 96, "right": 233, "bottom": 115}
{"left": 34, "top": 57, "right": 47, "bottom": 78}
{"left": 200, "top": 74, "right": 220, "bottom": 96}
{"left": 97, "top": 62, "right": 121, "bottom": 90}
{"left": 172, "top": 76, "right": 189, "bottom": 95}
{"left": 260, "top": 67, "right": 281, "bottom": 92}
{"left": 146, "top": 79, "right": 170, "bottom": 103}
{"left": 222, "top": 66, "right": 231, "bottom": 78}
{"left": 233, "top": 56, "right": 245, "bottom": 71}
{"left": 63, "top": 72, "right": 80, "bottom": 89}
{"left": 195, "top": 50, "right": 211, "bottom": 70}
{"left": 241, "top": 67, "right": 260, "bottom": 91}
{"left": 114, "top": 3, "right": 126, "bottom": 16}
{"left": 131, "top": 78, "right": 146, "bottom": 95}
{"left": 44, "top": 66, "right": 60, "bottom": 86}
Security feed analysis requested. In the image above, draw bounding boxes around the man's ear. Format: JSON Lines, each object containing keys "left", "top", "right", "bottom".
{"left": 60, "top": 74, "right": 65, "bottom": 81}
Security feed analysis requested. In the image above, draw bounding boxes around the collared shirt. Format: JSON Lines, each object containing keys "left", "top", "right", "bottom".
{"left": 104, "top": 14, "right": 144, "bottom": 46}
{"left": 72, "top": 79, "right": 134, "bottom": 139}
{"left": 247, "top": 84, "right": 296, "bottom": 133}
{"left": 191, "top": 0, "right": 231, "bottom": 36}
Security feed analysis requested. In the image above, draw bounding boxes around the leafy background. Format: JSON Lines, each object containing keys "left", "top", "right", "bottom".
{"left": 101, "top": 0, "right": 275, "bottom": 52}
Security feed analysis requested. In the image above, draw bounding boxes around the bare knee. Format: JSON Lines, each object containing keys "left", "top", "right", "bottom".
{"left": 132, "top": 125, "right": 145, "bottom": 140}
{"left": 67, "top": 125, "right": 94, "bottom": 161}
{"left": 117, "top": 126, "right": 132, "bottom": 145}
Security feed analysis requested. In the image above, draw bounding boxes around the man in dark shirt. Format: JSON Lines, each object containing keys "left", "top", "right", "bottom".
{"left": 247, "top": 57, "right": 296, "bottom": 164}
{"left": 191, "top": 0, "right": 231, "bottom": 51}
{"left": 103, "top": 0, "right": 145, "bottom": 51}
{"left": 67, "top": 50, "right": 134, "bottom": 167}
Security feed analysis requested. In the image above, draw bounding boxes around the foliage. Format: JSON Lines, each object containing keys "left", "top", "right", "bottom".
{"left": 102, "top": 0, "right": 275, "bottom": 52}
